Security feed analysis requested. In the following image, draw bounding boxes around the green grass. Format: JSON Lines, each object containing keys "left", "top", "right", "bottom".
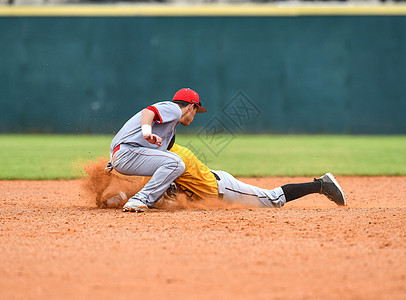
{"left": 0, "top": 135, "right": 109, "bottom": 180}
{"left": 176, "top": 134, "right": 406, "bottom": 177}
{"left": 1, "top": 134, "right": 405, "bottom": 180}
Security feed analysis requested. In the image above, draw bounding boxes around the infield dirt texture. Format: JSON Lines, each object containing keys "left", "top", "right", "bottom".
{"left": 0, "top": 163, "right": 405, "bottom": 299}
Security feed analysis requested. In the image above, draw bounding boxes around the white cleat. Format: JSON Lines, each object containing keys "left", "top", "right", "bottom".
{"left": 123, "top": 199, "right": 149, "bottom": 213}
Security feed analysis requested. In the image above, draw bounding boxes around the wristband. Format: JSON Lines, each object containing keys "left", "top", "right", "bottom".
{"left": 141, "top": 124, "right": 152, "bottom": 136}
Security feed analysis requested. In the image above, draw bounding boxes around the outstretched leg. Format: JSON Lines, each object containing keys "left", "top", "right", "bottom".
{"left": 214, "top": 171, "right": 347, "bottom": 208}
{"left": 281, "top": 173, "right": 346, "bottom": 206}
{"left": 214, "top": 170, "right": 286, "bottom": 207}
{"left": 281, "top": 182, "right": 321, "bottom": 202}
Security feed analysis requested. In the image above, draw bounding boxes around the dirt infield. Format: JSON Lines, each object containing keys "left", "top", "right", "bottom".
{"left": 1, "top": 175, "right": 405, "bottom": 299}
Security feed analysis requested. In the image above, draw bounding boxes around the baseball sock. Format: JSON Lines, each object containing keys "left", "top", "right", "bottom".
{"left": 281, "top": 181, "right": 322, "bottom": 202}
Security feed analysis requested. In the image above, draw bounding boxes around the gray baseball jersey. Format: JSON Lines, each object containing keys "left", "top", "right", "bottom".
{"left": 110, "top": 101, "right": 182, "bottom": 153}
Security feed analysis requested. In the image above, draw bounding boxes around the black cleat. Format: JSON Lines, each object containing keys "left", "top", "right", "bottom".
{"left": 315, "top": 173, "right": 347, "bottom": 206}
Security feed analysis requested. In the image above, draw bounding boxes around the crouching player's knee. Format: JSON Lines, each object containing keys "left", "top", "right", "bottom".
{"left": 165, "top": 158, "right": 185, "bottom": 178}
{"left": 175, "top": 160, "right": 185, "bottom": 176}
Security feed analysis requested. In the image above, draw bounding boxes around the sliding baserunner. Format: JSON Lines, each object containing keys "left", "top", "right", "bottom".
{"left": 167, "top": 143, "right": 347, "bottom": 208}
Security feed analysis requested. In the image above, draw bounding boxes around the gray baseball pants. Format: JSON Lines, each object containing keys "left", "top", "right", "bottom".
{"left": 111, "top": 144, "right": 185, "bottom": 207}
{"left": 213, "top": 170, "right": 286, "bottom": 208}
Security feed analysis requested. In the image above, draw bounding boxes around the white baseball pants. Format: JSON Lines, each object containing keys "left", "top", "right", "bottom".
{"left": 213, "top": 170, "right": 286, "bottom": 208}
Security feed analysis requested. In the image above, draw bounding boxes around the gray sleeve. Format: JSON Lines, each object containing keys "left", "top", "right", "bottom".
{"left": 151, "top": 102, "right": 182, "bottom": 124}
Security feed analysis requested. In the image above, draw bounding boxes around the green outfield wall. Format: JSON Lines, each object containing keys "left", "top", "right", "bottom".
{"left": 1, "top": 6, "right": 405, "bottom": 134}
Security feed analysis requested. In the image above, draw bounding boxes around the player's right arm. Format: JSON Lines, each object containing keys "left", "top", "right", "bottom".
{"left": 141, "top": 109, "right": 162, "bottom": 147}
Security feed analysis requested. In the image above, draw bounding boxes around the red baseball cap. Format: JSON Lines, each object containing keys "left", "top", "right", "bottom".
{"left": 172, "top": 88, "right": 207, "bottom": 113}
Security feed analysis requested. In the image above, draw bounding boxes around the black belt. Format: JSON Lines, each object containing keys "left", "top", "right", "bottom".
{"left": 211, "top": 171, "right": 220, "bottom": 181}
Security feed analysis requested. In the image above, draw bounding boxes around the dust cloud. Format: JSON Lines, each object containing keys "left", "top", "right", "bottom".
{"left": 81, "top": 158, "right": 247, "bottom": 210}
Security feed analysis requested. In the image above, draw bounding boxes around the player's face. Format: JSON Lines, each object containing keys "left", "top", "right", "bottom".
{"left": 180, "top": 104, "right": 197, "bottom": 126}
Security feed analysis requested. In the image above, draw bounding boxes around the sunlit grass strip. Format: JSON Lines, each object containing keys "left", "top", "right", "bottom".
{"left": 0, "top": 134, "right": 405, "bottom": 179}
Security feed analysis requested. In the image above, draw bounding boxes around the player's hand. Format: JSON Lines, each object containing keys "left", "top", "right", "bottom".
{"left": 143, "top": 133, "right": 162, "bottom": 147}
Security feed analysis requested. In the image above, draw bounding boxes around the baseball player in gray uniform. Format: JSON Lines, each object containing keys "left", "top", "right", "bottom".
{"left": 108, "top": 88, "right": 206, "bottom": 212}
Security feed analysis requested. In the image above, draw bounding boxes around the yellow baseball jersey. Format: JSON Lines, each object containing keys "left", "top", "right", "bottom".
{"left": 169, "top": 143, "right": 218, "bottom": 199}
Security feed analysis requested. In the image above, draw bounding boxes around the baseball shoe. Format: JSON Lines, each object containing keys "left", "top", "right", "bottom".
{"left": 314, "top": 173, "right": 347, "bottom": 206}
{"left": 106, "top": 191, "right": 128, "bottom": 209}
{"left": 123, "top": 199, "right": 149, "bottom": 212}
{"left": 163, "top": 182, "right": 178, "bottom": 200}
